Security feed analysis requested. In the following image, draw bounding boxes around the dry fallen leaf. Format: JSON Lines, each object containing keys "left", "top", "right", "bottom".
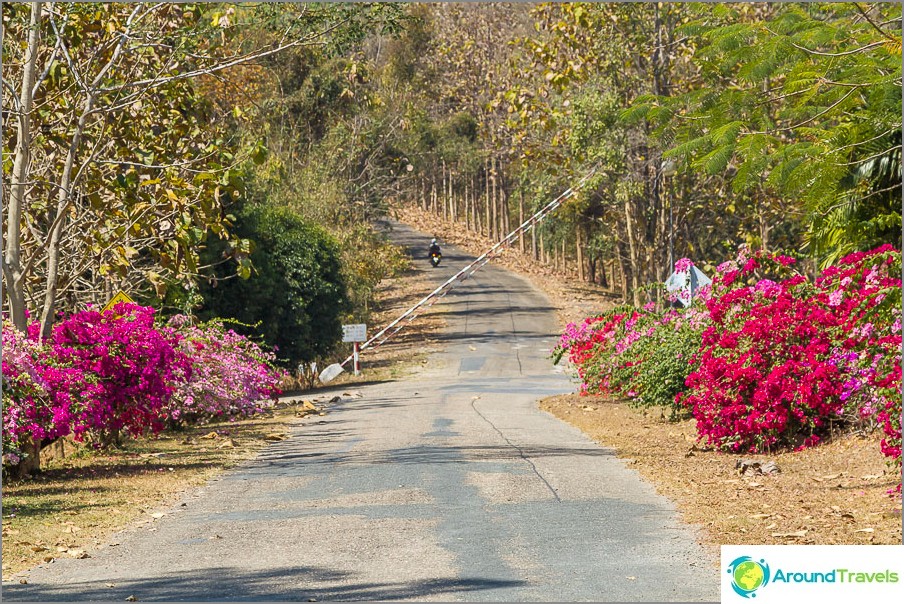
{"left": 263, "top": 433, "right": 288, "bottom": 442}
{"left": 854, "top": 528, "right": 875, "bottom": 533}
{"left": 199, "top": 431, "right": 219, "bottom": 440}
{"left": 126, "top": 596, "right": 138, "bottom": 602}
{"left": 772, "top": 530, "right": 808, "bottom": 538}
{"left": 150, "top": 512, "right": 165, "bottom": 519}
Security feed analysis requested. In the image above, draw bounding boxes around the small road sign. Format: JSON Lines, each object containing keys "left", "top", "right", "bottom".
{"left": 342, "top": 324, "right": 367, "bottom": 343}
{"left": 102, "top": 290, "right": 135, "bottom": 313}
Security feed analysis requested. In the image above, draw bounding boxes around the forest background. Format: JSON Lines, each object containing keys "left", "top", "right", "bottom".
{"left": 3, "top": 1, "right": 900, "bottom": 369}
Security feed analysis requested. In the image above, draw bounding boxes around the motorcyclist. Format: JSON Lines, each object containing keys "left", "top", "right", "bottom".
{"left": 428, "top": 238, "right": 441, "bottom": 258}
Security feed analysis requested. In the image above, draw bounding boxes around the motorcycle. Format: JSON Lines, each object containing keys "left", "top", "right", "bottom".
{"left": 430, "top": 252, "right": 442, "bottom": 267}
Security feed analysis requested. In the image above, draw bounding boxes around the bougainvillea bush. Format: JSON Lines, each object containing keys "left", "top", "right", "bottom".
{"left": 2, "top": 304, "right": 286, "bottom": 471}
{"left": 553, "top": 302, "right": 707, "bottom": 415}
{"left": 556, "top": 246, "right": 902, "bottom": 490}
{"left": 43, "top": 303, "right": 191, "bottom": 445}
{"left": 2, "top": 320, "right": 57, "bottom": 465}
{"left": 167, "top": 316, "right": 282, "bottom": 424}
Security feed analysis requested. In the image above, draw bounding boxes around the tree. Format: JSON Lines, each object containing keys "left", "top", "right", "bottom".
{"left": 2, "top": 3, "right": 403, "bottom": 337}
{"left": 198, "top": 205, "right": 348, "bottom": 367}
{"left": 627, "top": 3, "right": 902, "bottom": 266}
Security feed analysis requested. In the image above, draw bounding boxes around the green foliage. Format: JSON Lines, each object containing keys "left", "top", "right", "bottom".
{"left": 198, "top": 205, "right": 349, "bottom": 366}
{"left": 627, "top": 3, "right": 902, "bottom": 265}
{"left": 629, "top": 321, "right": 701, "bottom": 416}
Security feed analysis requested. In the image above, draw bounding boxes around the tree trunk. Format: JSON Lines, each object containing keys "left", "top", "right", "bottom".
{"left": 441, "top": 160, "right": 448, "bottom": 220}
{"left": 431, "top": 181, "right": 437, "bottom": 214}
{"left": 473, "top": 176, "right": 481, "bottom": 234}
{"left": 490, "top": 157, "right": 498, "bottom": 241}
{"left": 500, "top": 167, "right": 510, "bottom": 237}
{"left": 421, "top": 177, "right": 427, "bottom": 212}
{"left": 41, "top": 102, "right": 100, "bottom": 339}
{"left": 4, "top": 2, "right": 43, "bottom": 332}
{"left": 518, "top": 189, "right": 525, "bottom": 253}
{"left": 532, "top": 224, "right": 538, "bottom": 261}
{"left": 576, "top": 227, "right": 585, "bottom": 281}
{"left": 484, "top": 158, "right": 491, "bottom": 238}
{"left": 561, "top": 239, "right": 567, "bottom": 275}
{"left": 464, "top": 182, "right": 471, "bottom": 231}
{"left": 618, "top": 252, "right": 630, "bottom": 304}
{"left": 450, "top": 170, "right": 457, "bottom": 223}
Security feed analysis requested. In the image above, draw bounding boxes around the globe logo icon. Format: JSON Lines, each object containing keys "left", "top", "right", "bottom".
{"left": 727, "top": 556, "right": 770, "bottom": 598}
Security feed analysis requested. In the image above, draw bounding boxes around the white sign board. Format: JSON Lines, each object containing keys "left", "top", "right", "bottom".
{"left": 665, "top": 265, "right": 712, "bottom": 307}
{"left": 342, "top": 324, "right": 367, "bottom": 342}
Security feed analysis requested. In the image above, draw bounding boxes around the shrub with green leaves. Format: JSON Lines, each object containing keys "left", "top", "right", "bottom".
{"left": 199, "top": 205, "right": 349, "bottom": 366}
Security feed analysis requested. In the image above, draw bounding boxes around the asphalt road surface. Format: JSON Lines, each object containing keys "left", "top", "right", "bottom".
{"left": 4, "top": 221, "right": 718, "bottom": 602}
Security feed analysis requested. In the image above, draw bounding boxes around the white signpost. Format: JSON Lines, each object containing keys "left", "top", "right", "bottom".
{"left": 341, "top": 324, "right": 367, "bottom": 376}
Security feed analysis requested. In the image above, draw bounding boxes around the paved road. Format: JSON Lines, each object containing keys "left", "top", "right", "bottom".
{"left": 4, "top": 222, "right": 718, "bottom": 602}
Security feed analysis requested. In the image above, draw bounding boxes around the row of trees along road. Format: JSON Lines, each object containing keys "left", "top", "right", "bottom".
{"left": 367, "top": 3, "right": 901, "bottom": 306}
{"left": 4, "top": 3, "right": 901, "bottom": 364}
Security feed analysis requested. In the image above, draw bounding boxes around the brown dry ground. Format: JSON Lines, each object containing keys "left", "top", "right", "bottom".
{"left": 540, "top": 395, "right": 902, "bottom": 557}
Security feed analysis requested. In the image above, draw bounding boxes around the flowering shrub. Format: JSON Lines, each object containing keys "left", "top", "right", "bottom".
{"left": 553, "top": 307, "right": 636, "bottom": 396}
{"left": 557, "top": 246, "right": 902, "bottom": 491}
{"left": 683, "top": 253, "right": 844, "bottom": 453}
{"left": 2, "top": 303, "right": 287, "bottom": 472}
{"left": 2, "top": 320, "right": 57, "bottom": 464}
{"left": 555, "top": 299, "right": 707, "bottom": 415}
{"left": 45, "top": 303, "right": 191, "bottom": 445}
{"left": 630, "top": 310, "right": 705, "bottom": 415}
{"left": 167, "top": 316, "right": 283, "bottom": 424}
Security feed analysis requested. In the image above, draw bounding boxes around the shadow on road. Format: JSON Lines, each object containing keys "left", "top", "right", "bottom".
{"left": 5, "top": 566, "right": 527, "bottom": 601}
{"left": 245, "top": 443, "right": 614, "bottom": 470}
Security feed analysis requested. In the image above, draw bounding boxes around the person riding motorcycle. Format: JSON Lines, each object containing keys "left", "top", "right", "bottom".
{"left": 428, "top": 238, "right": 441, "bottom": 258}
{"left": 428, "top": 238, "right": 442, "bottom": 266}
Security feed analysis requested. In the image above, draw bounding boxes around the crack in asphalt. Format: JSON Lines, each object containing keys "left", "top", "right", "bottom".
{"left": 469, "top": 397, "right": 561, "bottom": 503}
{"left": 505, "top": 289, "right": 524, "bottom": 377}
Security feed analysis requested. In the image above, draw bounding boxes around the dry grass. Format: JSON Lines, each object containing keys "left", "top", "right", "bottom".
{"left": 541, "top": 394, "right": 903, "bottom": 557}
